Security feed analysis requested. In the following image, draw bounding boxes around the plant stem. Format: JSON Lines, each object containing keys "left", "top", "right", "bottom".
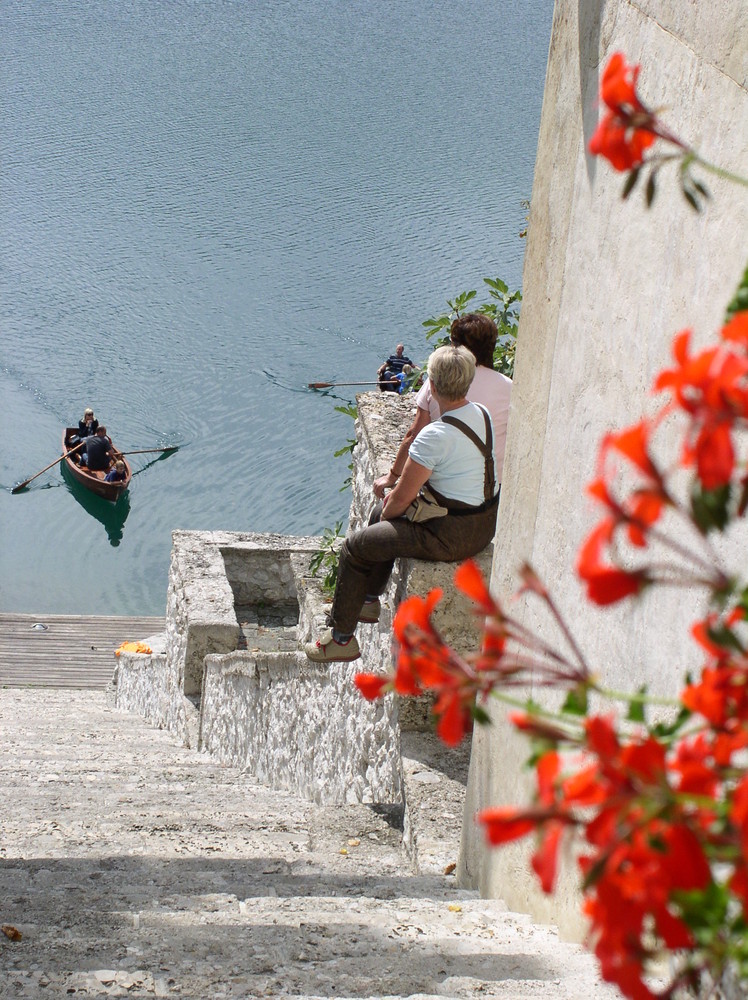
{"left": 593, "top": 684, "right": 679, "bottom": 708}
{"left": 691, "top": 153, "right": 748, "bottom": 188}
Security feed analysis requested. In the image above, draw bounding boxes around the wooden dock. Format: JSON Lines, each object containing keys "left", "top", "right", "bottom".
{"left": 0, "top": 613, "right": 165, "bottom": 689}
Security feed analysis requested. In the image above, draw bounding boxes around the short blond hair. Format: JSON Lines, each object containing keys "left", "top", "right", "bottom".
{"left": 427, "top": 345, "right": 476, "bottom": 401}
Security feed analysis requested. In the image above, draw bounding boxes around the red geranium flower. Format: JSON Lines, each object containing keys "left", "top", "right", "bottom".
{"left": 577, "top": 519, "right": 649, "bottom": 605}
{"left": 655, "top": 325, "right": 748, "bottom": 489}
{"left": 588, "top": 53, "right": 658, "bottom": 171}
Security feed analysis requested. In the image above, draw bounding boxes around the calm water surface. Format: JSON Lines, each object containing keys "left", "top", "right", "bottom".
{"left": 0, "top": 0, "right": 551, "bottom": 614}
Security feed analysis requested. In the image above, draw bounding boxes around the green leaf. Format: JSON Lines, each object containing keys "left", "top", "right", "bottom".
{"left": 705, "top": 621, "right": 744, "bottom": 654}
{"left": 471, "top": 704, "right": 492, "bottom": 726}
{"left": 690, "top": 482, "right": 731, "bottom": 534}
{"left": 692, "top": 178, "right": 710, "bottom": 200}
{"left": 738, "top": 476, "right": 748, "bottom": 517}
{"left": 334, "top": 439, "right": 356, "bottom": 458}
{"left": 645, "top": 171, "right": 657, "bottom": 207}
{"left": 682, "top": 187, "right": 701, "bottom": 212}
{"left": 526, "top": 739, "right": 558, "bottom": 768}
{"left": 561, "top": 685, "right": 588, "bottom": 716}
{"left": 725, "top": 262, "right": 748, "bottom": 322}
{"left": 626, "top": 685, "right": 648, "bottom": 723}
{"left": 621, "top": 167, "right": 640, "bottom": 200}
{"left": 651, "top": 704, "right": 691, "bottom": 739}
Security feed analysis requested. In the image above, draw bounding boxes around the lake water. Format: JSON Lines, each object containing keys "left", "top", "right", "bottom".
{"left": 0, "top": 0, "right": 551, "bottom": 615}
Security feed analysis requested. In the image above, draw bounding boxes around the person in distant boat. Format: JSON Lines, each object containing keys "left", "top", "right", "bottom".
{"left": 378, "top": 343, "right": 415, "bottom": 391}
{"left": 70, "top": 407, "right": 99, "bottom": 445}
{"left": 80, "top": 426, "right": 113, "bottom": 471}
{"left": 105, "top": 459, "right": 127, "bottom": 483}
{"left": 373, "top": 313, "right": 512, "bottom": 498}
{"left": 392, "top": 364, "right": 415, "bottom": 394}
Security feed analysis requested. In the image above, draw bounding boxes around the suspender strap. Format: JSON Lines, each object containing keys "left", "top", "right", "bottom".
{"left": 441, "top": 404, "right": 496, "bottom": 503}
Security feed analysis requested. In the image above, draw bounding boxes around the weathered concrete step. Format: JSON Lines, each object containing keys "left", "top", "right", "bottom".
{"left": 0, "top": 689, "right": 615, "bottom": 999}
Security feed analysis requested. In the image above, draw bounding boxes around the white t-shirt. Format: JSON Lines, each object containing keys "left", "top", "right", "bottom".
{"left": 415, "top": 366, "right": 511, "bottom": 483}
{"left": 408, "top": 402, "right": 493, "bottom": 506}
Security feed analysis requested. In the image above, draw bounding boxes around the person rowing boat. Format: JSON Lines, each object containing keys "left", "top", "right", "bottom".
{"left": 377, "top": 343, "right": 415, "bottom": 391}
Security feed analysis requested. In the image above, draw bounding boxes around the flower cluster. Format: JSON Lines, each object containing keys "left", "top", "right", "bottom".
{"left": 577, "top": 307, "right": 748, "bottom": 608}
{"left": 355, "top": 50, "right": 748, "bottom": 1000}
{"left": 359, "top": 542, "right": 748, "bottom": 997}
{"left": 587, "top": 52, "right": 746, "bottom": 210}
{"left": 588, "top": 52, "right": 660, "bottom": 172}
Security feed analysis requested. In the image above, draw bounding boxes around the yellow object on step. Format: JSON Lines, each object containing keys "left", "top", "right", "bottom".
{"left": 115, "top": 641, "right": 152, "bottom": 656}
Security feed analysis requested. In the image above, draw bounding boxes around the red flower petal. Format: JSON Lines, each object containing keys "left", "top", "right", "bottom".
{"left": 696, "top": 421, "right": 734, "bottom": 489}
{"left": 531, "top": 821, "right": 563, "bottom": 893}
{"left": 354, "top": 673, "right": 389, "bottom": 701}
{"left": 604, "top": 421, "right": 659, "bottom": 479}
{"left": 435, "top": 694, "right": 470, "bottom": 747}
{"left": 478, "top": 807, "right": 536, "bottom": 845}
{"left": 586, "top": 569, "right": 646, "bottom": 606}
{"left": 721, "top": 310, "right": 748, "bottom": 347}
{"left": 393, "top": 589, "right": 443, "bottom": 642}
{"left": 454, "top": 559, "right": 494, "bottom": 611}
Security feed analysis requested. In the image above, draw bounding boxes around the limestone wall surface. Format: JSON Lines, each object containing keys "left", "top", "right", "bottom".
{"left": 199, "top": 651, "right": 402, "bottom": 805}
{"left": 460, "top": 0, "right": 748, "bottom": 937}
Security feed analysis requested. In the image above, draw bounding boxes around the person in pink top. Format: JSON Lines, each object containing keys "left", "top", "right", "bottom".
{"left": 373, "top": 313, "right": 511, "bottom": 498}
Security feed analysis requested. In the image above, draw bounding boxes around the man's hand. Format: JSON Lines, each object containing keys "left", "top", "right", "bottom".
{"left": 373, "top": 470, "right": 397, "bottom": 498}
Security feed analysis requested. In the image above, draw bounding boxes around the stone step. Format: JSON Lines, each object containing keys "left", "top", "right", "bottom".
{"left": 0, "top": 689, "right": 615, "bottom": 999}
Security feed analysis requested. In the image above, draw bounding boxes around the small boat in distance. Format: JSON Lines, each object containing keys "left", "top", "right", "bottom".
{"left": 62, "top": 428, "right": 132, "bottom": 502}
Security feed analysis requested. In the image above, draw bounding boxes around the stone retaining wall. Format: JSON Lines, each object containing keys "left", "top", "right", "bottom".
{"left": 114, "top": 391, "right": 493, "bottom": 809}
{"left": 199, "top": 651, "right": 401, "bottom": 805}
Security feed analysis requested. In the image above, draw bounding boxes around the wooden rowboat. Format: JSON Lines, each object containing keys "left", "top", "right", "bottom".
{"left": 62, "top": 428, "right": 132, "bottom": 502}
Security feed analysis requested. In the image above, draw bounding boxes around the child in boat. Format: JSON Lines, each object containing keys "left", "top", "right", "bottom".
{"left": 105, "top": 459, "right": 127, "bottom": 483}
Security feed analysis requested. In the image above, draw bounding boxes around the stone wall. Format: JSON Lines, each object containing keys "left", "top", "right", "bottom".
{"left": 199, "top": 651, "right": 401, "bottom": 805}
{"left": 460, "top": 0, "right": 748, "bottom": 938}
{"left": 113, "top": 391, "right": 495, "bottom": 809}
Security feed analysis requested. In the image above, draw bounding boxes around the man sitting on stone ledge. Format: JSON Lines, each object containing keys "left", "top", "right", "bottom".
{"left": 305, "top": 345, "right": 500, "bottom": 663}
{"left": 373, "top": 313, "right": 511, "bottom": 499}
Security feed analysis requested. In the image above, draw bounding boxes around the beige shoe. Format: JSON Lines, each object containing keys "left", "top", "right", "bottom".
{"left": 358, "top": 599, "right": 381, "bottom": 624}
{"left": 305, "top": 628, "right": 361, "bottom": 663}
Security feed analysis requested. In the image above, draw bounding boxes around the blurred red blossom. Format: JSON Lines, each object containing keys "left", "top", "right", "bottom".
{"left": 588, "top": 52, "right": 659, "bottom": 171}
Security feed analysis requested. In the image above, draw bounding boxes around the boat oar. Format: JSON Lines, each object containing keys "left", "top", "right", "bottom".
{"left": 308, "top": 380, "right": 400, "bottom": 389}
{"left": 118, "top": 446, "right": 179, "bottom": 457}
{"left": 11, "top": 441, "right": 85, "bottom": 494}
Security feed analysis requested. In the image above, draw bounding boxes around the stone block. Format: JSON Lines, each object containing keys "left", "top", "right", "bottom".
{"left": 199, "top": 650, "right": 402, "bottom": 805}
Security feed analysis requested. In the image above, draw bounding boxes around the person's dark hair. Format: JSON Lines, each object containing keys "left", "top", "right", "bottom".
{"left": 450, "top": 313, "right": 498, "bottom": 369}
{"left": 97, "top": 426, "right": 107, "bottom": 435}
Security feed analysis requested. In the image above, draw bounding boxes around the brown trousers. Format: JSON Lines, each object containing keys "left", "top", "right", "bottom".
{"left": 329, "top": 495, "right": 499, "bottom": 634}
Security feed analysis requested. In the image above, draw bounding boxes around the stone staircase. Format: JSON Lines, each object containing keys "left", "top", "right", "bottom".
{"left": 0, "top": 688, "right": 615, "bottom": 1000}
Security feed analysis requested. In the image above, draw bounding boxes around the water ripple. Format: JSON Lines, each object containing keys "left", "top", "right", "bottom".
{"left": 0, "top": 0, "right": 550, "bottom": 613}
